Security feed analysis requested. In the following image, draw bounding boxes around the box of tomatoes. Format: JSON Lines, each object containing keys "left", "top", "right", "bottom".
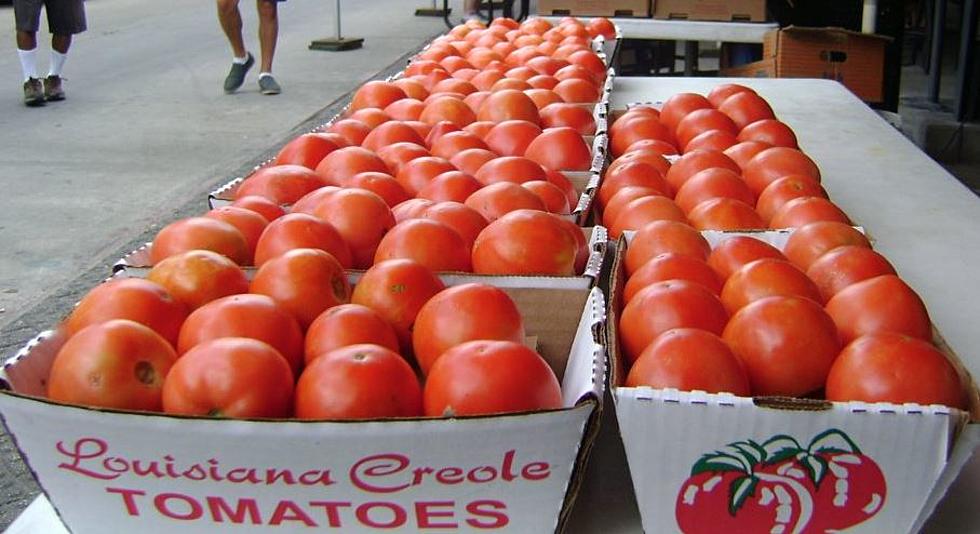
{"left": 0, "top": 267, "right": 607, "bottom": 533}
{"left": 607, "top": 229, "right": 980, "bottom": 534}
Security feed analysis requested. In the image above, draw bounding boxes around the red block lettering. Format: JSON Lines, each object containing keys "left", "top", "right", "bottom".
{"left": 356, "top": 502, "right": 407, "bottom": 529}
{"left": 206, "top": 496, "right": 262, "bottom": 524}
{"left": 416, "top": 501, "right": 458, "bottom": 528}
{"left": 309, "top": 501, "right": 352, "bottom": 527}
{"left": 105, "top": 487, "right": 145, "bottom": 516}
{"left": 154, "top": 493, "right": 203, "bottom": 521}
{"left": 269, "top": 500, "right": 317, "bottom": 527}
{"left": 466, "top": 500, "right": 509, "bottom": 529}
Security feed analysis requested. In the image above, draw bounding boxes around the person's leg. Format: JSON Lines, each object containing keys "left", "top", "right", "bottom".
{"left": 14, "top": 0, "right": 44, "bottom": 105}
{"left": 42, "top": 0, "right": 86, "bottom": 101}
{"left": 216, "top": 0, "right": 247, "bottom": 59}
{"left": 255, "top": 0, "right": 280, "bottom": 95}
{"left": 463, "top": 0, "right": 480, "bottom": 19}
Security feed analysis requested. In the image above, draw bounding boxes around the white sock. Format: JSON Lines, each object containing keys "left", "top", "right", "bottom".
{"left": 259, "top": 72, "right": 273, "bottom": 79}
{"left": 18, "top": 48, "right": 38, "bottom": 81}
{"left": 49, "top": 50, "right": 67, "bottom": 77}
{"left": 232, "top": 53, "right": 249, "bottom": 65}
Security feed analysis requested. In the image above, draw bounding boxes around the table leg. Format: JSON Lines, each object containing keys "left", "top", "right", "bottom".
{"left": 684, "top": 41, "right": 699, "bottom": 76}
{"left": 954, "top": 0, "right": 977, "bottom": 120}
{"left": 928, "top": 0, "right": 946, "bottom": 102}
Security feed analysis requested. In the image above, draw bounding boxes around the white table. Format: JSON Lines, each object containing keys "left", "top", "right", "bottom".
{"left": 8, "top": 78, "right": 980, "bottom": 533}
{"left": 606, "top": 17, "right": 776, "bottom": 43}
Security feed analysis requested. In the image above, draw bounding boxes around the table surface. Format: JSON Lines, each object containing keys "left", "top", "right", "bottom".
{"left": 7, "top": 78, "right": 980, "bottom": 533}
{"left": 605, "top": 17, "right": 776, "bottom": 43}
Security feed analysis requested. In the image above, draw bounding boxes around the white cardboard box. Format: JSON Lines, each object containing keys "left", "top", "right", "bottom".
{"left": 608, "top": 230, "right": 980, "bottom": 534}
{"left": 0, "top": 280, "right": 606, "bottom": 534}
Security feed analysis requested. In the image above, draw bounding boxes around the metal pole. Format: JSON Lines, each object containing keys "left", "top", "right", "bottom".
{"left": 335, "top": 0, "right": 342, "bottom": 41}
{"left": 927, "top": 0, "right": 946, "bottom": 102}
{"left": 954, "top": 0, "right": 977, "bottom": 120}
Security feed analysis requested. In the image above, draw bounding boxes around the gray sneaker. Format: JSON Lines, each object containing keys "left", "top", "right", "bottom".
{"left": 223, "top": 52, "right": 254, "bottom": 93}
{"left": 258, "top": 74, "right": 281, "bottom": 95}
{"left": 43, "top": 75, "right": 65, "bottom": 101}
{"left": 23, "top": 78, "right": 45, "bottom": 107}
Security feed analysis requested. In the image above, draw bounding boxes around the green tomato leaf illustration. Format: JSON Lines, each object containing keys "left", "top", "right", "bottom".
{"left": 802, "top": 454, "right": 829, "bottom": 487}
{"left": 692, "top": 452, "right": 750, "bottom": 476}
{"left": 728, "top": 442, "right": 764, "bottom": 467}
{"left": 728, "top": 475, "right": 758, "bottom": 516}
{"left": 761, "top": 435, "right": 803, "bottom": 464}
{"left": 809, "top": 428, "right": 860, "bottom": 455}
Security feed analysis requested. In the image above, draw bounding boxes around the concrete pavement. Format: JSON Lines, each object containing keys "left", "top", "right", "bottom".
{"left": 0, "top": 0, "right": 452, "bottom": 527}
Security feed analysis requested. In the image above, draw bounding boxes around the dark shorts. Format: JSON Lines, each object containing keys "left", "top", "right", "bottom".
{"left": 14, "top": 0, "right": 87, "bottom": 35}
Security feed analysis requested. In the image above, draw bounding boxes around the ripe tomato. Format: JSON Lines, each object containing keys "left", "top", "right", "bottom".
{"left": 722, "top": 295, "right": 841, "bottom": 396}
{"left": 526, "top": 56, "right": 569, "bottom": 76}
{"left": 524, "top": 88, "right": 564, "bottom": 109}
{"left": 463, "top": 91, "right": 491, "bottom": 114}
{"left": 236, "top": 164, "right": 327, "bottom": 205}
{"left": 625, "top": 328, "right": 749, "bottom": 395}
{"left": 675, "top": 110, "right": 738, "bottom": 151}
{"left": 147, "top": 250, "right": 248, "bottom": 311}
{"left": 204, "top": 206, "right": 269, "bottom": 264}
{"left": 421, "top": 201, "right": 489, "bottom": 247}
{"left": 567, "top": 49, "right": 606, "bottom": 81}
{"left": 392, "top": 198, "right": 435, "bottom": 222}
{"left": 540, "top": 103, "right": 597, "bottom": 135}
{"left": 383, "top": 98, "right": 425, "bottom": 121}
{"left": 490, "top": 77, "right": 532, "bottom": 92}
{"left": 425, "top": 120, "right": 462, "bottom": 146}
{"left": 315, "top": 146, "right": 390, "bottom": 186}
{"left": 664, "top": 149, "right": 740, "bottom": 195}
{"left": 483, "top": 119, "right": 542, "bottom": 156}
{"left": 687, "top": 198, "right": 765, "bottom": 231}
{"left": 346, "top": 171, "right": 412, "bottom": 207}
{"left": 374, "top": 143, "right": 431, "bottom": 176}
{"left": 525, "top": 126, "right": 592, "bottom": 171}
{"left": 177, "top": 293, "right": 303, "bottom": 374}
{"left": 807, "top": 246, "right": 897, "bottom": 301}
{"left": 289, "top": 186, "right": 341, "bottom": 215}
{"left": 295, "top": 344, "right": 422, "bottom": 419}
{"left": 253, "top": 213, "right": 352, "bottom": 268}
{"left": 48, "top": 320, "right": 177, "bottom": 411}
{"left": 717, "top": 91, "right": 775, "bottom": 130}
{"left": 350, "top": 80, "right": 408, "bottom": 111}
{"left": 349, "top": 107, "right": 391, "bottom": 129}
{"left": 327, "top": 118, "right": 372, "bottom": 146}
{"left": 472, "top": 209, "right": 578, "bottom": 275}
{"left": 737, "top": 119, "right": 798, "bottom": 148}
{"left": 769, "top": 197, "right": 851, "bottom": 229}
{"left": 545, "top": 168, "right": 580, "bottom": 208}
{"left": 275, "top": 133, "right": 340, "bottom": 169}
{"left": 602, "top": 188, "right": 663, "bottom": 227}
{"left": 706, "top": 83, "right": 755, "bottom": 108}
{"left": 608, "top": 195, "right": 687, "bottom": 238}
{"left": 587, "top": 17, "right": 616, "bottom": 39}
{"left": 625, "top": 138, "right": 678, "bottom": 156}
{"left": 351, "top": 259, "right": 446, "bottom": 349}
{"left": 449, "top": 148, "right": 498, "bottom": 176}
{"left": 609, "top": 115, "right": 675, "bottom": 158}
{"left": 374, "top": 218, "right": 472, "bottom": 272}
{"left": 151, "top": 217, "right": 249, "bottom": 266}
{"left": 361, "top": 122, "right": 426, "bottom": 153}
{"left": 755, "top": 175, "right": 829, "bottom": 223}
{"left": 783, "top": 221, "right": 870, "bottom": 270}
{"left": 250, "top": 248, "right": 352, "bottom": 330}
{"left": 417, "top": 171, "right": 482, "bottom": 203}
{"left": 683, "top": 129, "right": 738, "bottom": 153}
{"left": 523, "top": 180, "right": 571, "bottom": 214}
{"left": 624, "top": 253, "right": 723, "bottom": 302}
{"left": 619, "top": 280, "right": 729, "bottom": 364}
{"left": 64, "top": 278, "right": 188, "bottom": 347}
{"left": 470, "top": 70, "right": 505, "bottom": 91}
{"left": 431, "top": 77, "right": 478, "bottom": 95}
{"left": 743, "top": 147, "right": 821, "bottom": 196}
{"left": 430, "top": 131, "right": 489, "bottom": 159}
{"left": 465, "top": 181, "right": 547, "bottom": 221}
{"left": 673, "top": 168, "right": 755, "bottom": 214}
{"left": 424, "top": 340, "right": 562, "bottom": 416}
{"left": 230, "top": 195, "right": 286, "bottom": 223}
{"left": 394, "top": 156, "right": 455, "bottom": 195}
{"left": 413, "top": 283, "right": 525, "bottom": 375}
{"left": 393, "top": 78, "right": 429, "bottom": 100}
{"left": 623, "top": 220, "right": 711, "bottom": 275}
{"left": 707, "top": 235, "right": 786, "bottom": 280}
{"left": 721, "top": 258, "right": 823, "bottom": 314}
{"left": 163, "top": 338, "right": 294, "bottom": 418}
{"left": 552, "top": 78, "right": 599, "bottom": 103}
{"left": 826, "top": 333, "right": 965, "bottom": 409}
{"left": 305, "top": 304, "right": 400, "bottom": 365}
{"left": 419, "top": 96, "right": 477, "bottom": 127}
{"left": 609, "top": 148, "right": 672, "bottom": 178}
{"left": 723, "top": 140, "right": 772, "bottom": 170}
{"left": 597, "top": 161, "right": 670, "bottom": 209}
{"left": 528, "top": 74, "right": 560, "bottom": 90}
{"left": 825, "top": 274, "right": 932, "bottom": 343}
{"left": 313, "top": 188, "right": 396, "bottom": 269}
{"left": 477, "top": 89, "right": 540, "bottom": 124}
{"left": 660, "top": 93, "right": 713, "bottom": 132}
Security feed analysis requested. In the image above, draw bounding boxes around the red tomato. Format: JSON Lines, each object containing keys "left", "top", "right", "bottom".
{"left": 825, "top": 274, "right": 932, "bottom": 344}
{"left": 383, "top": 98, "right": 425, "bottom": 121}
{"left": 782, "top": 221, "right": 871, "bottom": 271}
{"left": 305, "top": 304, "right": 400, "bottom": 365}
{"left": 608, "top": 196, "right": 688, "bottom": 238}
{"left": 524, "top": 88, "right": 564, "bottom": 109}
{"left": 163, "top": 338, "right": 295, "bottom": 418}
{"left": 48, "top": 320, "right": 177, "bottom": 411}
{"left": 253, "top": 213, "right": 352, "bottom": 268}
{"left": 313, "top": 188, "right": 396, "bottom": 269}
{"left": 660, "top": 93, "right": 713, "bottom": 132}
{"left": 151, "top": 217, "right": 249, "bottom": 266}
{"left": 610, "top": 115, "right": 677, "bottom": 158}
{"left": 625, "top": 138, "right": 678, "bottom": 156}
{"left": 743, "top": 147, "right": 821, "bottom": 196}
{"left": 597, "top": 161, "right": 670, "bottom": 209}
{"left": 609, "top": 148, "right": 672, "bottom": 179}
{"left": 602, "top": 188, "right": 664, "bottom": 228}
{"left": 472, "top": 209, "right": 579, "bottom": 275}
{"left": 423, "top": 340, "right": 562, "bottom": 416}
{"left": 721, "top": 258, "right": 823, "bottom": 314}
{"left": 230, "top": 195, "right": 286, "bottom": 223}
{"left": 315, "top": 147, "right": 390, "bottom": 186}
{"left": 419, "top": 96, "right": 478, "bottom": 127}
{"left": 351, "top": 259, "right": 446, "bottom": 349}
{"left": 683, "top": 129, "right": 738, "bottom": 153}
{"left": 349, "top": 107, "right": 392, "bottom": 129}
{"left": 237, "top": 165, "right": 327, "bottom": 205}
{"left": 417, "top": 171, "right": 482, "bottom": 203}
{"left": 664, "top": 149, "right": 741, "bottom": 195}
{"left": 392, "top": 198, "right": 436, "bottom": 222}
{"left": 623, "top": 220, "right": 711, "bottom": 275}
{"left": 64, "top": 278, "right": 188, "bottom": 348}
{"left": 624, "top": 253, "right": 723, "bottom": 302}
{"left": 675, "top": 110, "right": 738, "bottom": 151}
{"left": 275, "top": 133, "right": 340, "bottom": 169}
{"left": 450, "top": 148, "right": 498, "bottom": 176}
{"left": 351, "top": 80, "right": 408, "bottom": 111}
{"left": 204, "top": 206, "right": 269, "bottom": 263}
{"left": 717, "top": 91, "right": 775, "bottom": 130}
{"left": 707, "top": 236, "right": 787, "bottom": 280}
{"left": 626, "top": 328, "right": 750, "bottom": 395}
{"left": 806, "top": 246, "right": 897, "bottom": 301}
{"left": 465, "top": 181, "right": 546, "bottom": 221}
{"left": 375, "top": 143, "right": 431, "bottom": 176}
{"left": 755, "top": 175, "right": 829, "bottom": 223}
{"left": 147, "top": 250, "right": 249, "bottom": 311}
{"left": 413, "top": 283, "right": 525, "bottom": 375}
{"left": 619, "top": 280, "right": 729, "bottom": 364}
{"left": 374, "top": 218, "right": 472, "bottom": 272}
{"left": 525, "top": 126, "right": 593, "bottom": 171}
{"left": 360, "top": 121, "right": 426, "bottom": 153}
{"left": 737, "top": 119, "right": 798, "bottom": 148}
{"left": 769, "top": 197, "right": 851, "bottom": 229}
{"left": 250, "top": 248, "right": 352, "bottom": 330}
{"left": 523, "top": 180, "right": 571, "bottom": 214}
{"left": 723, "top": 140, "right": 772, "bottom": 170}
{"left": 722, "top": 296, "right": 841, "bottom": 396}
{"left": 483, "top": 119, "right": 542, "bottom": 156}
{"left": 346, "top": 171, "right": 413, "bottom": 208}
{"left": 295, "top": 344, "right": 422, "bottom": 419}
{"left": 553, "top": 78, "right": 599, "bottom": 103}
{"left": 430, "top": 131, "right": 489, "bottom": 159}
{"left": 289, "top": 186, "right": 341, "bottom": 215}
{"left": 687, "top": 198, "right": 765, "bottom": 231}
{"left": 826, "top": 333, "right": 965, "bottom": 409}
{"left": 422, "top": 201, "right": 489, "bottom": 247}
{"left": 395, "top": 156, "right": 457, "bottom": 195}
{"left": 477, "top": 89, "right": 541, "bottom": 124}
{"left": 707, "top": 83, "right": 755, "bottom": 108}
{"left": 673, "top": 167, "right": 755, "bottom": 215}
{"left": 540, "top": 103, "right": 597, "bottom": 135}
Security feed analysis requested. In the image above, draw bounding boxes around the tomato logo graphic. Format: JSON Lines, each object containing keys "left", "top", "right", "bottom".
{"left": 675, "top": 429, "right": 886, "bottom": 534}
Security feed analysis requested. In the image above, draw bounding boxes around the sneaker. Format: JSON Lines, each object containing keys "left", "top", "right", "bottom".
{"left": 23, "top": 78, "right": 45, "bottom": 107}
{"left": 223, "top": 52, "right": 254, "bottom": 93}
{"left": 43, "top": 75, "right": 65, "bottom": 101}
{"left": 258, "top": 74, "right": 281, "bottom": 95}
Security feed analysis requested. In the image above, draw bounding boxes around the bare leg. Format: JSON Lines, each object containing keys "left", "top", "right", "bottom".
{"left": 463, "top": 0, "right": 479, "bottom": 16}
{"left": 16, "top": 30, "right": 38, "bottom": 51}
{"left": 257, "top": 0, "right": 278, "bottom": 73}
{"left": 216, "top": 0, "right": 247, "bottom": 58}
{"left": 51, "top": 34, "right": 72, "bottom": 54}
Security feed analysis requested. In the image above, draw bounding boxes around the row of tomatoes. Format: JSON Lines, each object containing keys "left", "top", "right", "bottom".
{"left": 609, "top": 84, "right": 970, "bottom": 411}
{"left": 43, "top": 16, "right": 619, "bottom": 419}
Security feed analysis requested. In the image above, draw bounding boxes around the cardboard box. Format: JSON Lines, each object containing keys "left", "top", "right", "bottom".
{"left": 653, "top": 0, "right": 765, "bottom": 22}
{"left": 608, "top": 230, "right": 980, "bottom": 534}
{"left": 538, "top": 0, "right": 650, "bottom": 18}
{"left": 720, "top": 26, "right": 890, "bottom": 103}
{"left": 0, "top": 277, "right": 607, "bottom": 533}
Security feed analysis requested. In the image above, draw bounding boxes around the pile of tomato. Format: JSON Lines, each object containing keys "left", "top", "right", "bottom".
{"left": 43, "top": 15, "right": 618, "bottom": 420}
{"left": 608, "top": 84, "right": 970, "bottom": 411}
